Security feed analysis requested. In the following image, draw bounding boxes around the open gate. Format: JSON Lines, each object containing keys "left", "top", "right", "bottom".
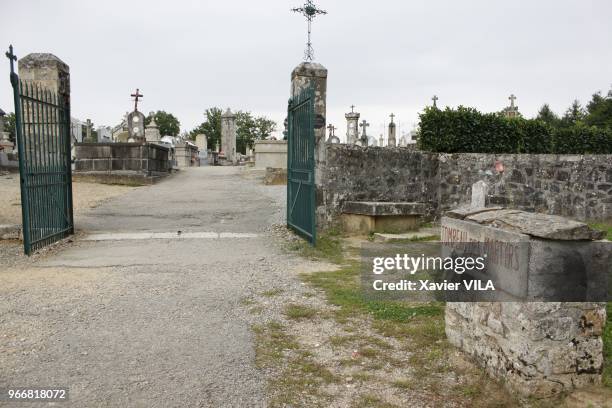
{"left": 287, "top": 86, "right": 316, "bottom": 244}
{"left": 6, "top": 46, "right": 74, "bottom": 255}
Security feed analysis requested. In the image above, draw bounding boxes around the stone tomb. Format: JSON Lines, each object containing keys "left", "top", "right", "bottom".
{"left": 341, "top": 201, "right": 427, "bottom": 235}
{"left": 442, "top": 207, "right": 609, "bottom": 397}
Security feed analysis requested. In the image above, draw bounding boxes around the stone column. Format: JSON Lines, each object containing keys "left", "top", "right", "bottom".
{"left": 290, "top": 61, "right": 327, "bottom": 225}
{"left": 387, "top": 122, "right": 396, "bottom": 147}
{"left": 18, "top": 53, "right": 70, "bottom": 160}
{"left": 378, "top": 134, "right": 384, "bottom": 147}
{"left": 221, "top": 108, "right": 237, "bottom": 164}
{"left": 345, "top": 110, "right": 360, "bottom": 144}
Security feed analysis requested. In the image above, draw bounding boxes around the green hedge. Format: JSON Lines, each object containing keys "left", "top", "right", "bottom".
{"left": 417, "top": 106, "right": 612, "bottom": 154}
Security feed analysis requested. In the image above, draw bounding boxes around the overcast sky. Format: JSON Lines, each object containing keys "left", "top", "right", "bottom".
{"left": 1, "top": 0, "right": 611, "bottom": 140}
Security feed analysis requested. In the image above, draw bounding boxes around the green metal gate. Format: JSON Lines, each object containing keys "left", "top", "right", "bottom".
{"left": 287, "top": 86, "right": 316, "bottom": 244}
{"left": 6, "top": 45, "right": 74, "bottom": 255}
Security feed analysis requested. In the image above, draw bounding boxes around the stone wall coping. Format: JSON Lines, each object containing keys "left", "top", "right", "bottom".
{"left": 342, "top": 201, "right": 427, "bottom": 216}
{"left": 75, "top": 142, "right": 169, "bottom": 151}
{"left": 254, "top": 140, "right": 287, "bottom": 145}
{"left": 447, "top": 207, "right": 605, "bottom": 241}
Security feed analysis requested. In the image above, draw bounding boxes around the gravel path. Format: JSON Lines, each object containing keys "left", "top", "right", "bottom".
{"left": 0, "top": 167, "right": 321, "bottom": 407}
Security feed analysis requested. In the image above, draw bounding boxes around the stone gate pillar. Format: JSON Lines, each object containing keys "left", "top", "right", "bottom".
{"left": 221, "top": 108, "right": 237, "bottom": 164}
{"left": 290, "top": 61, "right": 328, "bottom": 227}
{"left": 18, "top": 53, "right": 70, "bottom": 160}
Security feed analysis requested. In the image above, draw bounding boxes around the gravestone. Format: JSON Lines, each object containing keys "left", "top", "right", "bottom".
{"left": 378, "top": 134, "right": 384, "bottom": 147}
{"left": 326, "top": 124, "right": 340, "bottom": 144}
{"left": 345, "top": 105, "right": 360, "bottom": 144}
{"left": 359, "top": 120, "right": 369, "bottom": 146}
{"left": 442, "top": 208, "right": 608, "bottom": 398}
{"left": 195, "top": 134, "right": 207, "bottom": 152}
{"left": 0, "top": 109, "right": 13, "bottom": 153}
{"left": 221, "top": 108, "right": 237, "bottom": 164}
{"left": 83, "top": 119, "right": 96, "bottom": 143}
{"left": 127, "top": 89, "right": 145, "bottom": 143}
{"left": 470, "top": 180, "right": 488, "bottom": 208}
{"left": 387, "top": 113, "right": 396, "bottom": 147}
{"left": 144, "top": 112, "right": 161, "bottom": 143}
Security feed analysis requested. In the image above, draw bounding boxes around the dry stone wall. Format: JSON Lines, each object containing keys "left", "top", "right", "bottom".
{"left": 317, "top": 144, "right": 612, "bottom": 228}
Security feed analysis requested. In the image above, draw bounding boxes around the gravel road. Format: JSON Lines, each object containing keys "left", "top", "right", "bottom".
{"left": 0, "top": 167, "right": 316, "bottom": 407}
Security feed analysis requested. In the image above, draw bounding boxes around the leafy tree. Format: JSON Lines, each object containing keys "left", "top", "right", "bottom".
{"left": 235, "top": 111, "right": 276, "bottom": 154}
{"left": 560, "top": 99, "right": 586, "bottom": 127}
{"left": 190, "top": 108, "right": 276, "bottom": 154}
{"left": 585, "top": 88, "right": 612, "bottom": 129}
{"left": 3, "top": 112, "right": 16, "bottom": 143}
{"left": 536, "top": 104, "right": 559, "bottom": 127}
{"left": 190, "top": 107, "right": 223, "bottom": 150}
{"left": 145, "top": 110, "right": 180, "bottom": 137}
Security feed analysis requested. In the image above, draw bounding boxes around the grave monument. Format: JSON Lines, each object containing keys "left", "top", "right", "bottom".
{"left": 127, "top": 88, "right": 145, "bottom": 143}
{"left": 221, "top": 108, "right": 237, "bottom": 164}
{"left": 387, "top": 113, "right": 396, "bottom": 147}
{"left": 345, "top": 105, "right": 360, "bottom": 144}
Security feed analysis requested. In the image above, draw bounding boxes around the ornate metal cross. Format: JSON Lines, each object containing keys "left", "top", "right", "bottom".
{"left": 508, "top": 94, "right": 517, "bottom": 108}
{"left": 131, "top": 88, "right": 143, "bottom": 111}
{"left": 292, "top": 0, "right": 327, "bottom": 61}
{"left": 432, "top": 95, "right": 439, "bottom": 107}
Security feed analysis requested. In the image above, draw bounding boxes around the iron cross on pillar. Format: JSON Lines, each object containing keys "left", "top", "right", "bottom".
{"left": 131, "top": 88, "right": 143, "bottom": 112}
{"left": 292, "top": 0, "right": 327, "bottom": 61}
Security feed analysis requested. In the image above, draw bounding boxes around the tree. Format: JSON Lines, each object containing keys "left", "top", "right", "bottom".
{"left": 536, "top": 104, "right": 559, "bottom": 127}
{"left": 3, "top": 112, "right": 16, "bottom": 143}
{"left": 190, "top": 107, "right": 223, "bottom": 150}
{"left": 190, "top": 108, "right": 276, "bottom": 154}
{"left": 145, "top": 110, "right": 180, "bottom": 137}
{"left": 560, "top": 99, "right": 586, "bottom": 127}
{"left": 585, "top": 88, "right": 612, "bottom": 129}
{"left": 235, "top": 111, "right": 277, "bottom": 154}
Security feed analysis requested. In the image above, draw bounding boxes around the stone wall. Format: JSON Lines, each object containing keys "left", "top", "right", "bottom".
{"left": 317, "top": 144, "right": 612, "bottom": 228}
{"left": 74, "top": 142, "right": 170, "bottom": 174}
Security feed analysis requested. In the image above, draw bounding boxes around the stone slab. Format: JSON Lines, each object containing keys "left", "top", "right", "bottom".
{"left": 373, "top": 227, "right": 440, "bottom": 242}
{"left": 465, "top": 209, "right": 605, "bottom": 240}
{"left": 342, "top": 201, "right": 427, "bottom": 216}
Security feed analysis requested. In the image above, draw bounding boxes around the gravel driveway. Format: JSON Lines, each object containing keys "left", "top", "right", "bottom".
{"left": 0, "top": 167, "right": 313, "bottom": 407}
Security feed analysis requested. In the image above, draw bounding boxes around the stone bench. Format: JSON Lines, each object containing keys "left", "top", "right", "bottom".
{"left": 341, "top": 201, "right": 427, "bottom": 234}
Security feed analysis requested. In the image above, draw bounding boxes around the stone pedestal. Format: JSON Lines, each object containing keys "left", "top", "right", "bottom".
{"left": 345, "top": 111, "right": 360, "bottom": 144}
{"left": 221, "top": 109, "right": 237, "bottom": 164}
{"left": 144, "top": 113, "right": 161, "bottom": 143}
{"left": 442, "top": 208, "right": 609, "bottom": 398}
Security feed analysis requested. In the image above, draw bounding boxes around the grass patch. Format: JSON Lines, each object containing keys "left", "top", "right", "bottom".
{"left": 285, "top": 231, "right": 344, "bottom": 264}
{"left": 253, "top": 321, "right": 299, "bottom": 368}
{"left": 354, "top": 395, "right": 400, "bottom": 408}
{"left": 590, "top": 222, "right": 612, "bottom": 240}
{"left": 392, "top": 378, "right": 416, "bottom": 390}
{"left": 284, "top": 304, "right": 318, "bottom": 320}
{"left": 261, "top": 288, "right": 284, "bottom": 297}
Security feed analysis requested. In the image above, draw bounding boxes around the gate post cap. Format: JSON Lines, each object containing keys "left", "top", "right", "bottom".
{"left": 291, "top": 62, "right": 327, "bottom": 79}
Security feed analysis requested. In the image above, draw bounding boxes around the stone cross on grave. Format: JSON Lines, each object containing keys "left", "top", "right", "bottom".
{"left": 327, "top": 123, "right": 334, "bottom": 137}
{"left": 359, "top": 120, "right": 369, "bottom": 137}
{"left": 350, "top": 104, "right": 355, "bottom": 113}
{"left": 131, "top": 88, "right": 143, "bottom": 112}
{"left": 85, "top": 119, "right": 94, "bottom": 142}
{"left": 509, "top": 94, "right": 517, "bottom": 108}
{"left": 389, "top": 113, "right": 395, "bottom": 124}
{"left": 432, "top": 95, "right": 439, "bottom": 108}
